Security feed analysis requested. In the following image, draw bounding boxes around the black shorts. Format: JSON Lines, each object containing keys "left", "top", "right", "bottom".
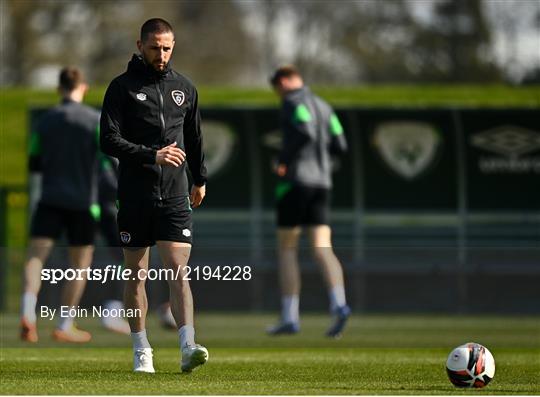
{"left": 276, "top": 183, "right": 330, "bottom": 227}
{"left": 31, "top": 202, "right": 97, "bottom": 245}
{"left": 117, "top": 196, "right": 193, "bottom": 248}
{"left": 99, "top": 201, "right": 120, "bottom": 247}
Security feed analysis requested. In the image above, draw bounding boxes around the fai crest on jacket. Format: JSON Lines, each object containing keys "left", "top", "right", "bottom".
{"left": 119, "top": 231, "right": 131, "bottom": 244}
{"left": 171, "top": 90, "right": 185, "bottom": 107}
{"left": 373, "top": 121, "right": 441, "bottom": 180}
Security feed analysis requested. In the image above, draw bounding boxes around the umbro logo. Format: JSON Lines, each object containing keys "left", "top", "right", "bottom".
{"left": 136, "top": 93, "right": 147, "bottom": 101}
{"left": 471, "top": 126, "right": 540, "bottom": 158}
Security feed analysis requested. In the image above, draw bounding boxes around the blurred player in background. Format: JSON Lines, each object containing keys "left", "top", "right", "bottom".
{"left": 100, "top": 18, "right": 208, "bottom": 373}
{"left": 21, "top": 67, "right": 98, "bottom": 343}
{"left": 268, "top": 65, "right": 351, "bottom": 338}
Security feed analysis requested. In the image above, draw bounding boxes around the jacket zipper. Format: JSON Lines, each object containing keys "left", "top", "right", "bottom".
{"left": 155, "top": 79, "right": 166, "bottom": 201}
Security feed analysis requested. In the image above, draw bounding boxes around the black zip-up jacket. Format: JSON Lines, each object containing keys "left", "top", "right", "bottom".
{"left": 100, "top": 54, "right": 207, "bottom": 202}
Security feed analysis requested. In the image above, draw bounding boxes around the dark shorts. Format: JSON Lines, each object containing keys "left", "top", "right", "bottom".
{"left": 117, "top": 196, "right": 193, "bottom": 248}
{"left": 276, "top": 183, "right": 330, "bottom": 227}
{"left": 99, "top": 201, "right": 120, "bottom": 247}
{"left": 31, "top": 202, "right": 97, "bottom": 245}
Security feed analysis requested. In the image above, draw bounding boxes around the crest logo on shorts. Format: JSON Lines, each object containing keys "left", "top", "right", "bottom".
{"left": 182, "top": 229, "right": 191, "bottom": 237}
{"left": 136, "top": 93, "right": 147, "bottom": 101}
{"left": 171, "top": 90, "right": 185, "bottom": 107}
{"left": 119, "top": 231, "right": 131, "bottom": 244}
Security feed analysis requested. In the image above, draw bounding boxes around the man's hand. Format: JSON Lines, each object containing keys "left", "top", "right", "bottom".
{"left": 156, "top": 142, "right": 185, "bottom": 167}
{"left": 276, "top": 163, "right": 287, "bottom": 177}
{"left": 190, "top": 184, "right": 206, "bottom": 208}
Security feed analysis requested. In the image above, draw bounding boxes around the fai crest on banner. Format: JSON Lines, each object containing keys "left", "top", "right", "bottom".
{"left": 373, "top": 121, "right": 441, "bottom": 180}
{"left": 171, "top": 90, "right": 185, "bottom": 107}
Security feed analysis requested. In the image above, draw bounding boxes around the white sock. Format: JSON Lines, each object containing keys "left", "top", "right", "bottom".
{"left": 179, "top": 325, "right": 195, "bottom": 349}
{"left": 281, "top": 295, "right": 299, "bottom": 324}
{"left": 131, "top": 329, "right": 151, "bottom": 350}
{"left": 329, "top": 285, "right": 346, "bottom": 313}
{"left": 21, "top": 292, "right": 37, "bottom": 323}
{"left": 57, "top": 315, "right": 74, "bottom": 331}
{"left": 104, "top": 299, "right": 124, "bottom": 312}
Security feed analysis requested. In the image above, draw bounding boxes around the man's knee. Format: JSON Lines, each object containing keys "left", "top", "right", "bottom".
{"left": 308, "top": 225, "right": 333, "bottom": 248}
{"left": 27, "top": 238, "right": 54, "bottom": 262}
{"left": 277, "top": 227, "right": 301, "bottom": 249}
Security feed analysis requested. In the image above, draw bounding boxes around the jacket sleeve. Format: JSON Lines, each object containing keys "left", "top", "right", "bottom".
{"left": 184, "top": 88, "right": 207, "bottom": 186}
{"left": 99, "top": 80, "right": 156, "bottom": 164}
{"left": 278, "top": 101, "right": 312, "bottom": 165}
{"left": 28, "top": 129, "right": 42, "bottom": 172}
{"left": 328, "top": 112, "right": 348, "bottom": 155}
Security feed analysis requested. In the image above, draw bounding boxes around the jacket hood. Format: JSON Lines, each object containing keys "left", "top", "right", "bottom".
{"left": 127, "top": 54, "right": 171, "bottom": 80}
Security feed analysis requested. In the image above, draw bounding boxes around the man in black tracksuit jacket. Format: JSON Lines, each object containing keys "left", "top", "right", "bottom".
{"left": 100, "top": 18, "right": 208, "bottom": 374}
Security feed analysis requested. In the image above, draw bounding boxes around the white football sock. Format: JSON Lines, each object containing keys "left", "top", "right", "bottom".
{"left": 131, "top": 329, "right": 151, "bottom": 349}
{"left": 57, "top": 313, "right": 75, "bottom": 331}
{"left": 179, "top": 325, "right": 195, "bottom": 349}
{"left": 329, "top": 285, "right": 346, "bottom": 313}
{"left": 103, "top": 299, "right": 124, "bottom": 313}
{"left": 281, "top": 295, "right": 299, "bottom": 324}
{"left": 21, "top": 292, "right": 37, "bottom": 323}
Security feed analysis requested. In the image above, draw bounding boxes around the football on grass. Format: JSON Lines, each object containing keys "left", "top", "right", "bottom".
{"left": 446, "top": 342, "right": 495, "bottom": 388}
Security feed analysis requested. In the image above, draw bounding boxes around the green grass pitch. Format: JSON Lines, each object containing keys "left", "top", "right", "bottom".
{"left": 1, "top": 313, "right": 539, "bottom": 394}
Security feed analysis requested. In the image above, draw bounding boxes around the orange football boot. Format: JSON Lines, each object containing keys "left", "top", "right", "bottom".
{"left": 52, "top": 324, "right": 92, "bottom": 343}
{"left": 20, "top": 317, "right": 38, "bottom": 343}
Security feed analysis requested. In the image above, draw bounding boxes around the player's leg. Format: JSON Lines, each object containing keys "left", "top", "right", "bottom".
{"left": 123, "top": 247, "right": 150, "bottom": 331}
{"left": 307, "top": 225, "right": 350, "bottom": 338}
{"left": 20, "top": 202, "right": 62, "bottom": 342}
{"left": 158, "top": 241, "right": 207, "bottom": 373}
{"left": 155, "top": 196, "right": 207, "bottom": 373}
{"left": 20, "top": 237, "right": 54, "bottom": 342}
{"left": 156, "top": 241, "right": 193, "bottom": 327}
{"left": 308, "top": 225, "right": 346, "bottom": 304}
{"left": 52, "top": 245, "right": 94, "bottom": 342}
{"left": 51, "top": 207, "right": 98, "bottom": 342}
{"left": 269, "top": 183, "right": 306, "bottom": 335}
{"left": 124, "top": 247, "right": 154, "bottom": 373}
{"left": 116, "top": 200, "right": 155, "bottom": 372}
{"left": 267, "top": 226, "right": 302, "bottom": 334}
{"left": 307, "top": 188, "right": 350, "bottom": 337}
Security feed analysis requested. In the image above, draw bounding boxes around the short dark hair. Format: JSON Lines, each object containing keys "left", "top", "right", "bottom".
{"left": 269, "top": 65, "right": 301, "bottom": 86}
{"left": 140, "top": 18, "right": 174, "bottom": 42}
{"left": 59, "top": 67, "right": 84, "bottom": 92}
